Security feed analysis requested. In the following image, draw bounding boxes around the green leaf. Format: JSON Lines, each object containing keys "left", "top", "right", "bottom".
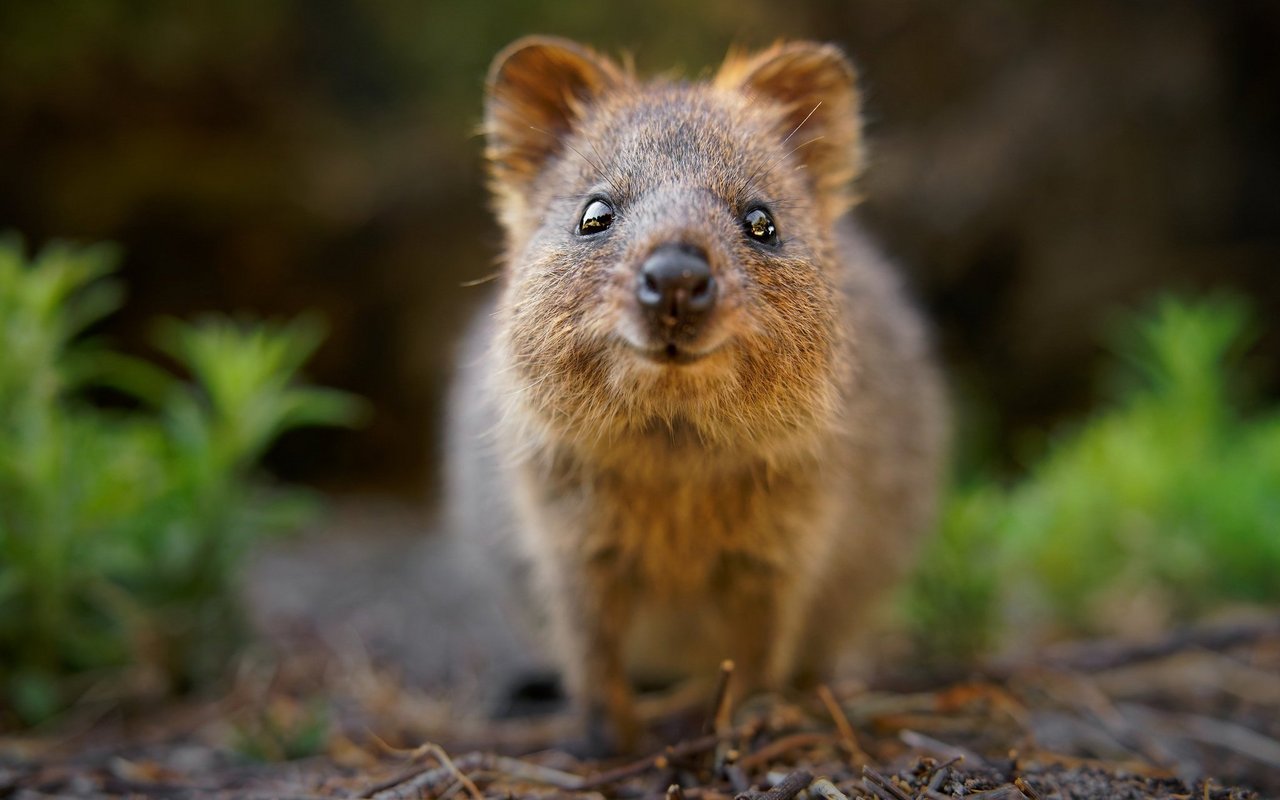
{"left": 0, "top": 237, "right": 362, "bottom": 725}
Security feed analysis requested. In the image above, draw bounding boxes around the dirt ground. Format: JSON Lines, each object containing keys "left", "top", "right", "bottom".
{"left": 2, "top": 499, "right": 1278, "bottom": 799}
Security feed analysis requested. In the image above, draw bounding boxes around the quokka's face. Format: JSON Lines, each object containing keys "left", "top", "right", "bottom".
{"left": 485, "top": 38, "right": 866, "bottom": 450}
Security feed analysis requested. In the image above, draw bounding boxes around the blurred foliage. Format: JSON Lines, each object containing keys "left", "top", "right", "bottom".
{"left": 906, "top": 296, "right": 1280, "bottom": 662}
{"left": 231, "top": 695, "right": 332, "bottom": 762}
{"left": 0, "top": 238, "right": 363, "bottom": 726}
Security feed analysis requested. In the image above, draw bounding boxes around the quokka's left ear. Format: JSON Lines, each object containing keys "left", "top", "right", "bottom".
{"left": 485, "top": 36, "right": 624, "bottom": 226}
{"left": 717, "top": 42, "right": 865, "bottom": 211}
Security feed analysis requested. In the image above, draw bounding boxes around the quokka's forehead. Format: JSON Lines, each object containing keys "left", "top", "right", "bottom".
{"left": 569, "top": 84, "right": 788, "bottom": 191}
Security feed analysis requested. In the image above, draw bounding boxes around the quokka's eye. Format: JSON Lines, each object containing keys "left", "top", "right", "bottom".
{"left": 743, "top": 207, "right": 778, "bottom": 245}
{"left": 578, "top": 199, "right": 614, "bottom": 235}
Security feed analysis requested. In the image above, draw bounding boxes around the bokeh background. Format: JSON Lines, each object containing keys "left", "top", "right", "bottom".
{"left": 2, "top": 0, "right": 1278, "bottom": 497}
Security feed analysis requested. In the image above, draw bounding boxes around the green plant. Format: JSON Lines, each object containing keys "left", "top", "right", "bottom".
{"left": 0, "top": 237, "right": 363, "bottom": 725}
{"left": 900, "top": 485, "right": 1004, "bottom": 664}
{"left": 905, "top": 295, "right": 1280, "bottom": 661}
{"left": 231, "top": 695, "right": 332, "bottom": 762}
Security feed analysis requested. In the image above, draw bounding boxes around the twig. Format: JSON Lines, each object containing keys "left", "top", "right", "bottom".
{"left": 437, "top": 781, "right": 464, "bottom": 800}
{"left": 371, "top": 744, "right": 483, "bottom": 800}
{"left": 369, "top": 763, "right": 455, "bottom": 799}
{"left": 362, "top": 765, "right": 432, "bottom": 798}
{"left": 861, "top": 765, "right": 912, "bottom": 800}
{"left": 899, "top": 729, "right": 987, "bottom": 769}
{"left": 370, "top": 751, "right": 588, "bottom": 793}
{"left": 709, "top": 660, "right": 737, "bottom": 774}
{"left": 808, "top": 777, "right": 851, "bottom": 800}
{"left": 1125, "top": 704, "right": 1280, "bottom": 769}
{"left": 964, "top": 789, "right": 1030, "bottom": 800}
{"left": 1015, "top": 749, "right": 1170, "bottom": 779}
{"left": 722, "top": 749, "right": 750, "bottom": 794}
{"left": 474, "top": 754, "right": 586, "bottom": 789}
{"left": 735, "top": 732, "right": 834, "bottom": 770}
{"left": 577, "top": 733, "right": 722, "bottom": 790}
{"left": 1060, "top": 675, "right": 1179, "bottom": 767}
{"left": 985, "top": 616, "right": 1280, "bottom": 679}
{"left": 757, "top": 769, "right": 812, "bottom": 800}
{"left": 924, "top": 755, "right": 963, "bottom": 792}
{"left": 817, "top": 683, "right": 868, "bottom": 766}
{"left": 706, "top": 660, "right": 736, "bottom": 735}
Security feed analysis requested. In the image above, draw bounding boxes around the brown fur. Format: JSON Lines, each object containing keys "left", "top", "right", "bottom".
{"left": 446, "top": 36, "right": 947, "bottom": 751}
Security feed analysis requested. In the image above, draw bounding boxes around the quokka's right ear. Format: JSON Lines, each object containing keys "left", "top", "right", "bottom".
{"left": 716, "top": 42, "right": 864, "bottom": 214}
{"left": 485, "top": 37, "right": 621, "bottom": 201}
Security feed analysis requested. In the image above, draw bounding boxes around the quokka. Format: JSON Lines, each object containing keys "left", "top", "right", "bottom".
{"left": 445, "top": 36, "right": 947, "bottom": 751}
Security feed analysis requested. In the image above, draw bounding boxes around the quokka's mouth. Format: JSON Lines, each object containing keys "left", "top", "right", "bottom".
{"left": 658, "top": 343, "right": 704, "bottom": 365}
{"left": 630, "top": 340, "right": 723, "bottom": 366}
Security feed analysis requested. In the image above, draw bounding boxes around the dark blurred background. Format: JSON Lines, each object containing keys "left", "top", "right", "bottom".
{"left": 2, "top": 0, "right": 1277, "bottom": 498}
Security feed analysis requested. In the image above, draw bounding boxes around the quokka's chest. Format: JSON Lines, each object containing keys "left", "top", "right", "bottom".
{"left": 572, "top": 470, "right": 828, "bottom": 594}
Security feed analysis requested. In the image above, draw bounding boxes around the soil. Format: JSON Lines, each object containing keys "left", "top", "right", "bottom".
{"left": 2, "top": 499, "right": 1277, "bottom": 799}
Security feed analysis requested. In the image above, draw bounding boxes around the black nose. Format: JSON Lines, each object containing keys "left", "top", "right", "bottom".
{"left": 636, "top": 244, "right": 716, "bottom": 337}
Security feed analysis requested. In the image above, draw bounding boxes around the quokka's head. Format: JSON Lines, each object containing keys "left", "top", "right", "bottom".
{"left": 484, "top": 37, "right": 865, "bottom": 456}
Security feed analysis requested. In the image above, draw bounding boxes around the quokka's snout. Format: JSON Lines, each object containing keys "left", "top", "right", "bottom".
{"left": 635, "top": 242, "right": 716, "bottom": 347}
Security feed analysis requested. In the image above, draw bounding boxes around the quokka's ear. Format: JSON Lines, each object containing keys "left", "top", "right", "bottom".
{"left": 485, "top": 37, "right": 622, "bottom": 202}
{"left": 717, "top": 42, "right": 865, "bottom": 210}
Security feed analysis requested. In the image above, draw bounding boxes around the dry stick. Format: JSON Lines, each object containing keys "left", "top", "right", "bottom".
{"left": 436, "top": 781, "right": 464, "bottom": 800}
{"left": 366, "top": 750, "right": 589, "bottom": 799}
{"left": 382, "top": 744, "right": 483, "bottom": 800}
{"left": 736, "top": 732, "right": 835, "bottom": 770}
{"left": 706, "top": 660, "right": 737, "bottom": 735}
{"left": 899, "top": 729, "right": 988, "bottom": 769}
{"left": 1016, "top": 749, "right": 1169, "bottom": 779}
{"left": 189, "top": 795, "right": 337, "bottom": 800}
{"left": 422, "top": 747, "right": 578, "bottom": 798}
{"left": 723, "top": 757, "right": 751, "bottom": 794}
{"left": 817, "top": 683, "right": 869, "bottom": 766}
{"left": 1013, "top": 777, "right": 1043, "bottom": 800}
{"left": 372, "top": 758, "right": 576, "bottom": 800}
{"left": 369, "top": 764, "right": 452, "bottom": 800}
{"left": 709, "top": 660, "right": 738, "bottom": 777}
{"left": 366, "top": 760, "right": 454, "bottom": 800}
{"left": 985, "top": 616, "right": 1280, "bottom": 680}
{"left": 1168, "top": 648, "right": 1280, "bottom": 706}
{"left": 965, "top": 788, "right": 1032, "bottom": 800}
{"left": 808, "top": 777, "right": 851, "bottom": 800}
{"left": 755, "top": 769, "right": 813, "bottom": 800}
{"left": 360, "top": 765, "right": 418, "bottom": 799}
{"left": 1159, "top": 707, "right": 1280, "bottom": 769}
{"left": 576, "top": 733, "right": 723, "bottom": 790}
{"left": 1062, "top": 675, "right": 1179, "bottom": 768}
{"left": 471, "top": 754, "right": 587, "bottom": 790}
{"left": 860, "top": 766, "right": 912, "bottom": 800}
{"left": 362, "top": 733, "right": 443, "bottom": 798}
{"left": 924, "top": 756, "right": 964, "bottom": 792}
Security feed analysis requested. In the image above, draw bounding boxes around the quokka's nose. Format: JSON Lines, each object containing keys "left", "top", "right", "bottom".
{"left": 636, "top": 244, "right": 716, "bottom": 336}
